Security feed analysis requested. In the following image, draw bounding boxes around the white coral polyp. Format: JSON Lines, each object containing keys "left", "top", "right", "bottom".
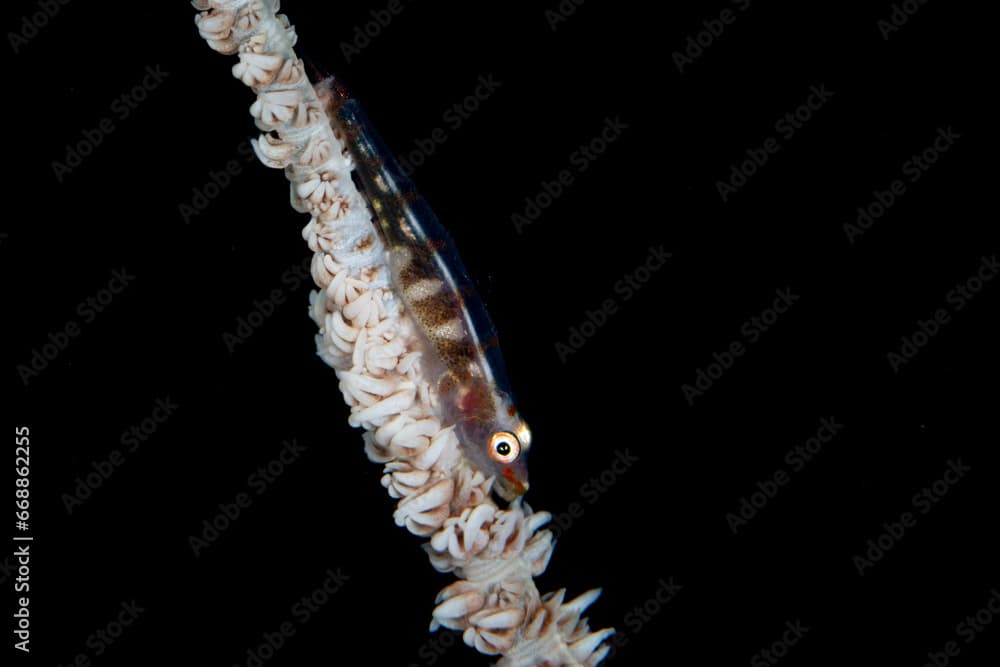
{"left": 193, "top": 1, "right": 611, "bottom": 664}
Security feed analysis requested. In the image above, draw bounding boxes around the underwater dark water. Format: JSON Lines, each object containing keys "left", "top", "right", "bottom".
{"left": 6, "top": 1, "right": 994, "bottom": 666}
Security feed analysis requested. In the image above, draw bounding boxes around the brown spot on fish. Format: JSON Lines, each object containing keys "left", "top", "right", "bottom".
{"left": 410, "top": 290, "right": 462, "bottom": 327}
{"left": 412, "top": 293, "right": 461, "bottom": 327}
{"left": 436, "top": 338, "right": 475, "bottom": 371}
{"left": 397, "top": 257, "right": 426, "bottom": 287}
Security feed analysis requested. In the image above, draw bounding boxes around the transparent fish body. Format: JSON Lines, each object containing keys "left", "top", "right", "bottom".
{"left": 319, "top": 79, "right": 531, "bottom": 500}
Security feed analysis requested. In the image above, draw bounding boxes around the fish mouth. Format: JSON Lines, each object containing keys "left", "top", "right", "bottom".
{"left": 496, "top": 473, "right": 529, "bottom": 501}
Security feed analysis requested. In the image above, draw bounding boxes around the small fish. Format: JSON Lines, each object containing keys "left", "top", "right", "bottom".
{"left": 318, "top": 78, "right": 531, "bottom": 500}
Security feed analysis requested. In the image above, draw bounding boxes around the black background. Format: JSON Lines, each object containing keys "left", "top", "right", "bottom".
{"left": 5, "top": 1, "right": 996, "bottom": 666}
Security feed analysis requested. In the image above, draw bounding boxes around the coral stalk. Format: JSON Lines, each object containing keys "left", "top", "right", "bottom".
{"left": 192, "top": 2, "right": 612, "bottom": 664}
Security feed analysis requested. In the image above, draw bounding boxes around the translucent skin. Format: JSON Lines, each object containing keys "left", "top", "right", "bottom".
{"left": 318, "top": 78, "right": 531, "bottom": 501}
{"left": 443, "top": 378, "right": 531, "bottom": 501}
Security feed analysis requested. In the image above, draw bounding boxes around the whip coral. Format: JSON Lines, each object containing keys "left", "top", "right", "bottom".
{"left": 192, "top": 2, "right": 612, "bottom": 664}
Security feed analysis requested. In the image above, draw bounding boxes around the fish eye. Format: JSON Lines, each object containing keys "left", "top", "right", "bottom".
{"left": 488, "top": 431, "right": 520, "bottom": 464}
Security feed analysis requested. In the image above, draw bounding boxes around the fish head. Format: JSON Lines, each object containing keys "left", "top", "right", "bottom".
{"left": 454, "top": 389, "right": 532, "bottom": 502}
